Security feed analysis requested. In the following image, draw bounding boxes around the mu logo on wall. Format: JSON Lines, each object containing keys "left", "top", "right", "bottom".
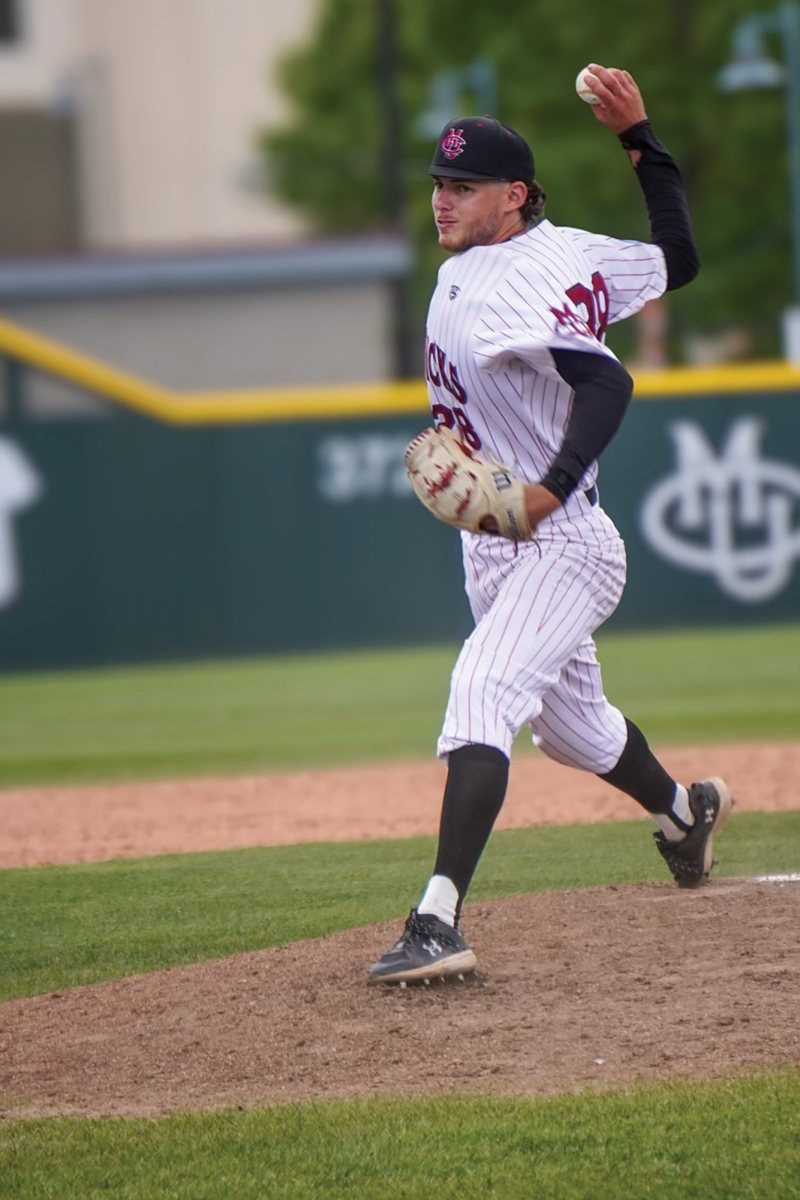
{"left": 640, "top": 418, "right": 800, "bottom": 603}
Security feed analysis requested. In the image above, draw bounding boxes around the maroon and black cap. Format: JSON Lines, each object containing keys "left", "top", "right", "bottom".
{"left": 429, "top": 116, "right": 535, "bottom": 184}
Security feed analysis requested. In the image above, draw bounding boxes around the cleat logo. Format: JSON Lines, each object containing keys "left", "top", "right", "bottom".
{"left": 640, "top": 418, "right": 800, "bottom": 603}
{"left": 422, "top": 939, "right": 442, "bottom": 957}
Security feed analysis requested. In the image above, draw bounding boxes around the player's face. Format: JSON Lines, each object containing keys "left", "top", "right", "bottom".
{"left": 431, "top": 178, "right": 523, "bottom": 251}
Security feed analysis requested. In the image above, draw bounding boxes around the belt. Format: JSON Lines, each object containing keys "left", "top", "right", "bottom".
{"left": 584, "top": 484, "right": 598, "bottom": 507}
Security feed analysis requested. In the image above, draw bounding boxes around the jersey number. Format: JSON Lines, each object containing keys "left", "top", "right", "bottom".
{"left": 431, "top": 403, "right": 482, "bottom": 451}
{"left": 565, "top": 272, "right": 609, "bottom": 341}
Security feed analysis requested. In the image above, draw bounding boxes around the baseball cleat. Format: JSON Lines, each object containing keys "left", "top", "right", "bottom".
{"left": 368, "top": 909, "right": 477, "bottom": 985}
{"left": 654, "top": 777, "right": 734, "bottom": 888}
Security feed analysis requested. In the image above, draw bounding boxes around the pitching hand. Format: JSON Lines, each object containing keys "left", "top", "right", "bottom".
{"left": 582, "top": 66, "right": 647, "bottom": 135}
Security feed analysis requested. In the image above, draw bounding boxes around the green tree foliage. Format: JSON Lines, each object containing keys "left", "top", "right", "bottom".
{"left": 263, "top": 0, "right": 793, "bottom": 361}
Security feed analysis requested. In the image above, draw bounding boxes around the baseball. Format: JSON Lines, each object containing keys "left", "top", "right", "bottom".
{"left": 575, "top": 66, "right": 601, "bottom": 105}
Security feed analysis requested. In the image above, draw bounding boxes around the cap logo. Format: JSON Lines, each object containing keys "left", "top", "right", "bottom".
{"left": 440, "top": 128, "right": 466, "bottom": 160}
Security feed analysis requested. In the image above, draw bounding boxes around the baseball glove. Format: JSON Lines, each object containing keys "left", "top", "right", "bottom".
{"left": 405, "top": 426, "right": 533, "bottom": 540}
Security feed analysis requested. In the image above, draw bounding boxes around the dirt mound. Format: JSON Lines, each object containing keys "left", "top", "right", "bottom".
{"left": 2, "top": 878, "right": 797, "bottom": 1119}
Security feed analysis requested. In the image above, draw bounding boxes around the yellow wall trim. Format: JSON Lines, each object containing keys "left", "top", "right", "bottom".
{"left": 1, "top": 316, "right": 798, "bottom": 426}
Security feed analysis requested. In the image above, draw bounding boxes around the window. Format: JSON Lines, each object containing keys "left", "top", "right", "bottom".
{"left": 0, "top": 0, "right": 21, "bottom": 44}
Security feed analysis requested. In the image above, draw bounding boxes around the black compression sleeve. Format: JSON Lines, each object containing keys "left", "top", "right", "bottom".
{"left": 540, "top": 349, "right": 633, "bottom": 502}
{"left": 618, "top": 119, "right": 699, "bottom": 291}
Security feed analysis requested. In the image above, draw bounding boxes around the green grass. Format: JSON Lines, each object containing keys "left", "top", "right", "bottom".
{"left": 1, "top": 626, "right": 796, "bottom": 1194}
{"left": 2, "top": 811, "right": 797, "bottom": 1002}
{"left": 0, "top": 624, "right": 796, "bottom": 787}
{"left": 0, "top": 644, "right": 456, "bottom": 787}
{"left": 2, "top": 1075, "right": 798, "bottom": 1199}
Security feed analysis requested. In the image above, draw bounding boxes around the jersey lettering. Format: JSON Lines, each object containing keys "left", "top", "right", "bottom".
{"left": 592, "top": 272, "right": 610, "bottom": 340}
{"left": 435, "top": 345, "right": 448, "bottom": 388}
{"left": 553, "top": 272, "right": 610, "bottom": 343}
{"left": 426, "top": 340, "right": 441, "bottom": 386}
{"left": 425, "top": 340, "right": 480, "bottom": 448}
{"left": 426, "top": 340, "right": 469, "bottom": 404}
{"left": 550, "top": 305, "right": 594, "bottom": 340}
{"left": 443, "top": 361, "right": 467, "bottom": 405}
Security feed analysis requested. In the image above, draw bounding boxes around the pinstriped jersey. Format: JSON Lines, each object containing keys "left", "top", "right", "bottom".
{"left": 424, "top": 218, "right": 667, "bottom": 490}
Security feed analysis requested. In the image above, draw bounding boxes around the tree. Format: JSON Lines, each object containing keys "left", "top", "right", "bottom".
{"left": 263, "top": 0, "right": 792, "bottom": 362}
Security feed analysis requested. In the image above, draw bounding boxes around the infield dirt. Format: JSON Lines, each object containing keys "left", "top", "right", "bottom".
{"left": 1, "top": 740, "right": 797, "bottom": 868}
{"left": 2, "top": 881, "right": 797, "bottom": 1118}
{"left": 1, "top": 741, "right": 798, "bottom": 1118}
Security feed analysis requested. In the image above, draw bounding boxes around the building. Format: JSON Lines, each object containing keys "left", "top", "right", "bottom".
{"left": 0, "top": 0, "right": 319, "bottom": 252}
{"left": 0, "top": 0, "right": 412, "bottom": 399}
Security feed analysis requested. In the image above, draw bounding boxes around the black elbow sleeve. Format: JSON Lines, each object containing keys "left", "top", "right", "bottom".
{"left": 541, "top": 351, "right": 633, "bottom": 502}
{"left": 661, "top": 239, "right": 700, "bottom": 290}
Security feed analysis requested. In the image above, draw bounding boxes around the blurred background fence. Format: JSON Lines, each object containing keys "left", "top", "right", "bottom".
{"left": 0, "top": 318, "right": 797, "bottom": 671}
{"left": 1, "top": 0, "right": 799, "bottom": 672}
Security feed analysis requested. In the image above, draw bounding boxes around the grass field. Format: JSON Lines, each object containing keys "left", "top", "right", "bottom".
{"left": 2, "top": 811, "right": 797, "bottom": 1002}
{"left": 0, "top": 624, "right": 796, "bottom": 787}
{"left": 3, "top": 1076, "right": 798, "bottom": 1200}
{"left": 2, "top": 625, "right": 798, "bottom": 1198}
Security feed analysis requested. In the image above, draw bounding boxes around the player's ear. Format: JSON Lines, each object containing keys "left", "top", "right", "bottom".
{"left": 506, "top": 180, "right": 528, "bottom": 212}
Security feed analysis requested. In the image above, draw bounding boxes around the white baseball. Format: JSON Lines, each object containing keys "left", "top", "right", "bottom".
{"left": 575, "top": 67, "right": 601, "bottom": 105}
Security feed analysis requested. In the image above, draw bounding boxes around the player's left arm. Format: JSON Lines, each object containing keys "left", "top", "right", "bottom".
{"left": 580, "top": 65, "right": 699, "bottom": 290}
{"left": 524, "top": 349, "right": 634, "bottom": 525}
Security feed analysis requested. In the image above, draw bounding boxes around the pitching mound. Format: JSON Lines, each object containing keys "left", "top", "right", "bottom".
{"left": 2, "top": 878, "right": 797, "bottom": 1118}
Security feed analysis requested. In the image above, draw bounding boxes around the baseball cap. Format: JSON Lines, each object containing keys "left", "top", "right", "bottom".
{"left": 429, "top": 116, "right": 535, "bottom": 184}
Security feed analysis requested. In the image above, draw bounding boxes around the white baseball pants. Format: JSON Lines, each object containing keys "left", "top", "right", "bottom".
{"left": 438, "top": 505, "right": 629, "bottom": 773}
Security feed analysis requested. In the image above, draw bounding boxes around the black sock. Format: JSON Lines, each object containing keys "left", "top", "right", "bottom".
{"left": 433, "top": 743, "right": 510, "bottom": 915}
{"left": 598, "top": 717, "right": 682, "bottom": 818}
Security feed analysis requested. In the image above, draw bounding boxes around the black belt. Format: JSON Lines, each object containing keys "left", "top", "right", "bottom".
{"left": 584, "top": 484, "right": 598, "bottom": 507}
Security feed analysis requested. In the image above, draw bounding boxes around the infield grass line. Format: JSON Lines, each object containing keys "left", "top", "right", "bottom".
{"left": 1, "top": 1073, "right": 798, "bottom": 1200}
{"left": 0, "top": 624, "right": 796, "bottom": 787}
{"left": 2, "top": 811, "right": 797, "bottom": 1002}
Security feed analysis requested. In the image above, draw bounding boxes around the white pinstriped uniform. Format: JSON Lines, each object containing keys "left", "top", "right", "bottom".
{"left": 428, "top": 219, "right": 667, "bottom": 769}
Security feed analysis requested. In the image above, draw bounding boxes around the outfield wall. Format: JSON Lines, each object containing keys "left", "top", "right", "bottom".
{"left": 0, "top": 335, "right": 798, "bottom": 670}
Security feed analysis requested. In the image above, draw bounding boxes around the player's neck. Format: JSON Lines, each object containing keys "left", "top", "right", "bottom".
{"left": 486, "top": 213, "right": 529, "bottom": 245}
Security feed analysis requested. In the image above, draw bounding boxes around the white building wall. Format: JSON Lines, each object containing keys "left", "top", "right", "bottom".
{"left": 0, "top": 0, "right": 82, "bottom": 105}
{"left": 0, "top": 0, "right": 319, "bottom": 248}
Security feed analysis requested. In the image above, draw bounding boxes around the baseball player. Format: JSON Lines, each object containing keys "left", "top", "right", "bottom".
{"left": 369, "top": 66, "right": 733, "bottom": 986}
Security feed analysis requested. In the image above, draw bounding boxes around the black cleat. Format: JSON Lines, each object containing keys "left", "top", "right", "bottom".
{"left": 368, "top": 909, "right": 477, "bottom": 985}
{"left": 654, "top": 777, "right": 734, "bottom": 888}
